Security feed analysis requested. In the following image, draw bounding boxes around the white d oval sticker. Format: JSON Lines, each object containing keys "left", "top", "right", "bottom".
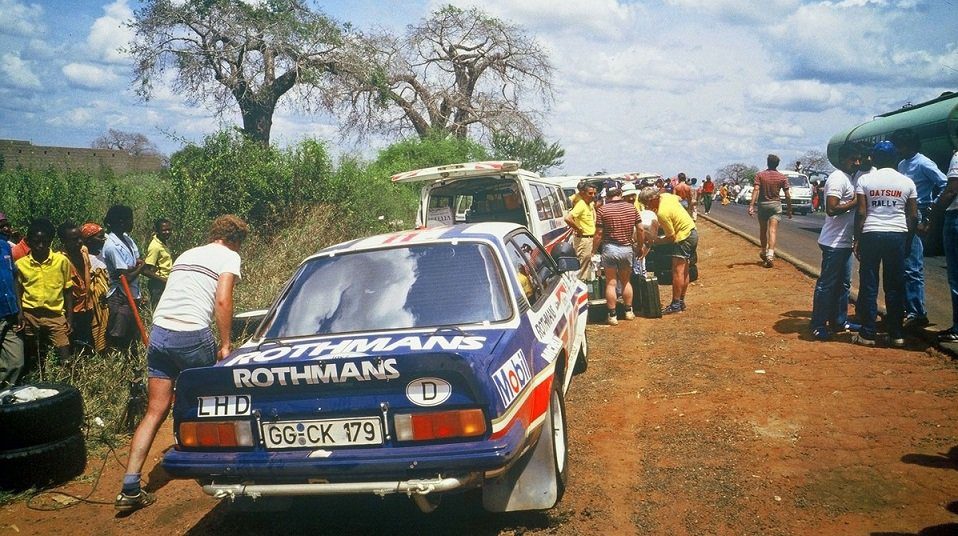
{"left": 406, "top": 377, "right": 452, "bottom": 407}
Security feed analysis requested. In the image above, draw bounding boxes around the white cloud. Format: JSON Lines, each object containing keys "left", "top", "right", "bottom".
{"left": 0, "top": 0, "right": 44, "bottom": 36}
{"left": 0, "top": 52, "right": 41, "bottom": 90}
{"left": 561, "top": 44, "right": 708, "bottom": 91}
{"left": 747, "top": 80, "right": 845, "bottom": 111}
{"left": 665, "top": 0, "right": 801, "bottom": 25}
{"left": 88, "top": 0, "right": 134, "bottom": 64}
{"left": 63, "top": 63, "right": 118, "bottom": 89}
{"left": 47, "top": 107, "right": 95, "bottom": 127}
{"left": 444, "top": 0, "right": 644, "bottom": 36}
{"left": 765, "top": 2, "right": 958, "bottom": 86}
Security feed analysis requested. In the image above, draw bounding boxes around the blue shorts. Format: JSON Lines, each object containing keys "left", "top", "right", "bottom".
{"left": 599, "top": 243, "right": 634, "bottom": 271}
{"left": 146, "top": 325, "right": 216, "bottom": 380}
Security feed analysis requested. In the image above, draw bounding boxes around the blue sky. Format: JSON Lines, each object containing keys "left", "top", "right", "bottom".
{"left": 1, "top": 0, "right": 956, "bottom": 179}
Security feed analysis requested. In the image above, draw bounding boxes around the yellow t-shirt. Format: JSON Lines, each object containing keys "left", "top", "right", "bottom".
{"left": 144, "top": 235, "right": 173, "bottom": 279}
{"left": 15, "top": 251, "right": 73, "bottom": 313}
{"left": 655, "top": 193, "right": 695, "bottom": 243}
{"left": 568, "top": 198, "right": 596, "bottom": 235}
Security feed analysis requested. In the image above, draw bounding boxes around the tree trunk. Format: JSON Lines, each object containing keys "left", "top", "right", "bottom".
{"left": 240, "top": 101, "right": 275, "bottom": 145}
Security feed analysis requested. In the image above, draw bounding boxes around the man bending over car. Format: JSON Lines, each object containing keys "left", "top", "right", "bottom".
{"left": 115, "top": 215, "right": 248, "bottom": 512}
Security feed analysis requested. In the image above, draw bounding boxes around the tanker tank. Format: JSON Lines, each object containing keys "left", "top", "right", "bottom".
{"left": 827, "top": 91, "right": 957, "bottom": 173}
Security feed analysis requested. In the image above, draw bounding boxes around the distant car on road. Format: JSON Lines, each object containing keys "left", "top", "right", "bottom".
{"left": 734, "top": 171, "right": 813, "bottom": 215}
{"left": 162, "top": 223, "right": 589, "bottom": 514}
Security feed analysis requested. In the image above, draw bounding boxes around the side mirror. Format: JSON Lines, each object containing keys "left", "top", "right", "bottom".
{"left": 551, "top": 242, "right": 581, "bottom": 272}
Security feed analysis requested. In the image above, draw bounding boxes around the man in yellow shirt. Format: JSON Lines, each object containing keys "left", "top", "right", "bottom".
{"left": 143, "top": 218, "right": 173, "bottom": 310}
{"left": 638, "top": 187, "right": 698, "bottom": 314}
{"left": 563, "top": 181, "right": 597, "bottom": 281}
{"left": 15, "top": 219, "right": 73, "bottom": 370}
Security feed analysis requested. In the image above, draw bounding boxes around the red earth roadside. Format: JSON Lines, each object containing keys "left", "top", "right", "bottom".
{"left": 1, "top": 218, "right": 957, "bottom": 535}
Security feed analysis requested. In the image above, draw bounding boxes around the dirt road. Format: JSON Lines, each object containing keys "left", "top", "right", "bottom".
{"left": 2, "top": 219, "right": 957, "bottom": 535}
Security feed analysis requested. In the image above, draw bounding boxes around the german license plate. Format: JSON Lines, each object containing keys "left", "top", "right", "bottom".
{"left": 262, "top": 417, "right": 383, "bottom": 449}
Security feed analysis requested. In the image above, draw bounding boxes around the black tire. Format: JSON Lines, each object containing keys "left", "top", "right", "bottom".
{"left": 0, "top": 432, "right": 87, "bottom": 490}
{"left": 549, "top": 380, "right": 568, "bottom": 504}
{"left": 0, "top": 383, "right": 83, "bottom": 450}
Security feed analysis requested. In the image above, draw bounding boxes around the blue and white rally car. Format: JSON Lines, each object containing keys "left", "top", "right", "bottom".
{"left": 162, "top": 222, "right": 589, "bottom": 513}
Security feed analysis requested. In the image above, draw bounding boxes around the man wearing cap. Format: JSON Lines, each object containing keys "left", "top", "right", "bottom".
{"left": 853, "top": 141, "right": 918, "bottom": 347}
{"left": 0, "top": 212, "right": 23, "bottom": 387}
{"left": 810, "top": 143, "right": 862, "bottom": 341}
{"left": 592, "top": 186, "right": 641, "bottom": 325}
{"left": 564, "top": 181, "right": 597, "bottom": 282}
{"left": 889, "top": 128, "right": 948, "bottom": 329}
{"left": 638, "top": 186, "right": 697, "bottom": 314}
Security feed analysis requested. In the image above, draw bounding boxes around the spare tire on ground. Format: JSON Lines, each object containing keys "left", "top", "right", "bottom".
{"left": 0, "top": 383, "right": 84, "bottom": 450}
{"left": 0, "top": 432, "right": 87, "bottom": 490}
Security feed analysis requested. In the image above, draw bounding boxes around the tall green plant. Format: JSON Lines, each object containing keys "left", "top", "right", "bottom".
{"left": 0, "top": 168, "right": 107, "bottom": 231}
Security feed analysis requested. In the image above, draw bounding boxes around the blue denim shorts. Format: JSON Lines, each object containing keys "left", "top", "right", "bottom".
{"left": 600, "top": 243, "right": 634, "bottom": 271}
{"left": 146, "top": 325, "right": 216, "bottom": 380}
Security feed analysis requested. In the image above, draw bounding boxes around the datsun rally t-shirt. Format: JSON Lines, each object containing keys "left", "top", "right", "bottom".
{"left": 855, "top": 168, "right": 917, "bottom": 234}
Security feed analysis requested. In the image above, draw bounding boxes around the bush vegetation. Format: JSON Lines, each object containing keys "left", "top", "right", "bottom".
{"left": 0, "top": 130, "right": 491, "bottom": 501}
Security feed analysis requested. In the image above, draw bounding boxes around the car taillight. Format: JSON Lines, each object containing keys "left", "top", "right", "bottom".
{"left": 394, "top": 409, "right": 486, "bottom": 441}
{"left": 179, "top": 421, "right": 254, "bottom": 448}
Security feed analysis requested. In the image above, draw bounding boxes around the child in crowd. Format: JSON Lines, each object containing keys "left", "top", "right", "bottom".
{"left": 82, "top": 222, "right": 110, "bottom": 354}
{"left": 15, "top": 218, "right": 73, "bottom": 372}
{"left": 58, "top": 221, "right": 93, "bottom": 353}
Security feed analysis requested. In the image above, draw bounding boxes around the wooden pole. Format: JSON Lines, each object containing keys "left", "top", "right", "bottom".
{"left": 120, "top": 274, "right": 149, "bottom": 346}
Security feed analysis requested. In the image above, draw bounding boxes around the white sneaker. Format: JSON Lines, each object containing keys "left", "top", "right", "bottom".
{"left": 607, "top": 315, "right": 619, "bottom": 326}
{"left": 624, "top": 310, "right": 636, "bottom": 320}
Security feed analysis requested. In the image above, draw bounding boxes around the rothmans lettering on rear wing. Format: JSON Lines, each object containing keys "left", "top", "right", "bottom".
{"left": 223, "top": 335, "right": 487, "bottom": 366}
{"left": 233, "top": 359, "right": 400, "bottom": 388}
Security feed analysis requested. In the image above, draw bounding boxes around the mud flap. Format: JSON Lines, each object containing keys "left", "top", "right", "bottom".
{"left": 482, "top": 421, "right": 558, "bottom": 512}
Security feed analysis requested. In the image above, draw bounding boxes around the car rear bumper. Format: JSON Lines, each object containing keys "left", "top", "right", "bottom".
{"left": 162, "top": 422, "right": 531, "bottom": 482}
{"left": 202, "top": 473, "right": 482, "bottom": 499}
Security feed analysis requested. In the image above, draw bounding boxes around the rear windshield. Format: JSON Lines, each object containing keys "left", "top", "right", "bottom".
{"left": 262, "top": 243, "right": 512, "bottom": 338}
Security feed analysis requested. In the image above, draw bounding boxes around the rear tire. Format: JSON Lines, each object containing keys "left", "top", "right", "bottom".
{"left": 549, "top": 380, "right": 568, "bottom": 503}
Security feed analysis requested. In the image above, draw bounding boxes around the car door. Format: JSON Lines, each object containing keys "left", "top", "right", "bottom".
{"left": 505, "top": 231, "right": 577, "bottom": 388}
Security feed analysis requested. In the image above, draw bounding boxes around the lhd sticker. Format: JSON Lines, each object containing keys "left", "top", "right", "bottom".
{"left": 406, "top": 377, "right": 452, "bottom": 407}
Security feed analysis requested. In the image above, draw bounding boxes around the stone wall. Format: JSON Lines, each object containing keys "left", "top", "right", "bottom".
{"left": 0, "top": 139, "right": 164, "bottom": 175}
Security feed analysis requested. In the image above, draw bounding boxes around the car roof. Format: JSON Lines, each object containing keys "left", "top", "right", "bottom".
{"left": 310, "top": 222, "right": 523, "bottom": 260}
{"left": 391, "top": 161, "right": 538, "bottom": 183}
{"left": 541, "top": 175, "right": 590, "bottom": 188}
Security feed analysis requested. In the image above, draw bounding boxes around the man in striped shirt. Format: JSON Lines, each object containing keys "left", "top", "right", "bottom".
{"left": 592, "top": 186, "right": 642, "bottom": 325}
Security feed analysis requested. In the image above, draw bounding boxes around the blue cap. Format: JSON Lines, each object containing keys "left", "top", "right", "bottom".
{"left": 872, "top": 140, "right": 897, "bottom": 156}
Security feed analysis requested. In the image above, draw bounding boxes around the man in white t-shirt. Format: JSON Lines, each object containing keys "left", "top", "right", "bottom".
{"left": 929, "top": 152, "right": 958, "bottom": 343}
{"left": 852, "top": 141, "right": 918, "bottom": 347}
{"left": 115, "top": 215, "right": 248, "bottom": 512}
{"left": 810, "top": 143, "right": 862, "bottom": 341}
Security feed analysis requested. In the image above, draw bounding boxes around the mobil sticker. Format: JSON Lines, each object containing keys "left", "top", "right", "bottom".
{"left": 492, "top": 350, "right": 532, "bottom": 407}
